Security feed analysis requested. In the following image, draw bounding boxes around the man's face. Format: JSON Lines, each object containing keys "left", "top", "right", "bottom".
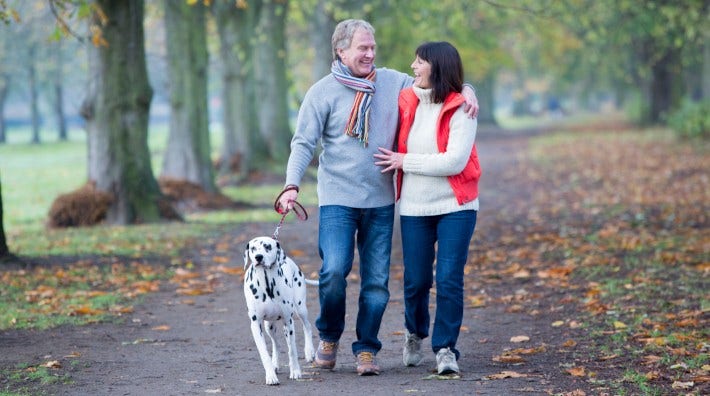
{"left": 337, "top": 28, "right": 376, "bottom": 77}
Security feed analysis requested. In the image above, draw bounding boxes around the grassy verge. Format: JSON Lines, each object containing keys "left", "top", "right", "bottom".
{"left": 523, "top": 127, "right": 709, "bottom": 394}
{"left": 0, "top": 126, "right": 317, "bottom": 331}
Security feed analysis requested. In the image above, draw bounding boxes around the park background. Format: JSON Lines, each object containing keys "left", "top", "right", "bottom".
{"left": 0, "top": 1, "right": 708, "bottom": 395}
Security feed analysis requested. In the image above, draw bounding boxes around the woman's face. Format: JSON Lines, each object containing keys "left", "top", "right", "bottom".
{"left": 411, "top": 55, "right": 432, "bottom": 88}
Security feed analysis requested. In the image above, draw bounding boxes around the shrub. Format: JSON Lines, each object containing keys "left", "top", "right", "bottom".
{"left": 666, "top": 99, "right": 710, "bottom": 140}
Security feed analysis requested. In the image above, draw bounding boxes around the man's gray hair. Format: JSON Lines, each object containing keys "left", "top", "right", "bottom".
{"left": 331, "top": 19, "right": 375, "bottom": 61}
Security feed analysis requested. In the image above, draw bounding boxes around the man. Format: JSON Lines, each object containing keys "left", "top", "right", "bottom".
{"left": 276, "top": 19, "right": 478, "bottom": 376}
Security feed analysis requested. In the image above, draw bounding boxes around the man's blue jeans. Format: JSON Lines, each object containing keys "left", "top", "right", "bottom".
{"left": 316, "top": 204, "right": 394, "bottom": 355}
{"left": 400, "top": 210, "right": 477, "bottom": 360}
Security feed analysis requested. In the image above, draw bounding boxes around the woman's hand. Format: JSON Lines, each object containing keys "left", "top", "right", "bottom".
{"left": 374, "top": 147, "right": 404, "bottom": 173}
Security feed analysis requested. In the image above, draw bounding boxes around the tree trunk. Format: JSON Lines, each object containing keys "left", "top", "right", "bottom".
{"left": 648, "top": 48, "right": 683, "bottom": 124}
{"left": 161, "top": 0, "right": 215, "bottom": 193}
{"left": 253, "top": 0, "right": 291, "bottom": 161}
{"left": 0, "top": 75, "right": 8, "bottom": 143}
{"left": 82, "top": 0, "right": 167, "bottom": 225}
{"left": 703, "top": 30, "right": 710, "bottom": 100}
{"left": 0, "top": 177, "right": 9, "bottom": 258}
{"left": 212, "top": 0, "right": 261, "bottom": 178}
{"left": 28, "top": 45, "right": 40, "bottom": 144}
{"left": 475, "top": 73, "right": 498, "bottom": 126}
{"left": 307, "top": 0, "right": 336, "bottom": 82}
{"left": 54, "top": 42, "right": 67, "bottom": 141}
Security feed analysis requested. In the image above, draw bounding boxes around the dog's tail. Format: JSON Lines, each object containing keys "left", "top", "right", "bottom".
{"left": 304, "top": 278, "right": 319, "bottom": 286}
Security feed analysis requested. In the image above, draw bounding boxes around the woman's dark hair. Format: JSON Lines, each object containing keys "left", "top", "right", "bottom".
{"left": 415, "top": 41, "right": 464, "bottom": 103}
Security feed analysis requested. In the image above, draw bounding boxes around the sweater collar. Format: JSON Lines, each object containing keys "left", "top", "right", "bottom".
{"left": 412, "top": 86, "right": 435, "bottom": 104}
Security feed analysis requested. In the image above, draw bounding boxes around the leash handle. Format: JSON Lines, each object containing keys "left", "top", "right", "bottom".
{"left": 273, "top": 185, "right": 308, "bottom": 240}
{"left": 274, "top": 185, "right": 299, "bottom": 214}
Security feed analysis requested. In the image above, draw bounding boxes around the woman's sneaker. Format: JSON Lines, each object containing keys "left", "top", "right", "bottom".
{"left": 356, "top": 351, "right": 380, "bottom": 376}
{"left": 403, "top": 331, "right": 423, "bottom": 366}
{"left": 436, "top": 347, "right": 459, "bottom": 375}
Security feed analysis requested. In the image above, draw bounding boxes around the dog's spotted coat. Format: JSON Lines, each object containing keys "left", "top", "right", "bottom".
{"left": 243, "top": 236, "right": 318, "bottom": 385}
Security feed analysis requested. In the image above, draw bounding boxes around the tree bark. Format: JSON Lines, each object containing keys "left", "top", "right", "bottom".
{"left": 212, "top": 0, "right": 261, "bottom": 178}
{"left": 53, "top": 42, "right": 67, "bottom": 141}
{"left": 253, "top": 0, "right": 291, "bottom": 161}
{"left": 28, "top": 45, "right": 40, "bottom": 144}
{"left": 82, "top": 0, "right": 167, "bottom": 225}
{"left": 649, "top": 48, "right": 682, "bottom": 124}
{"left": 0, "top": 75, "right": 8, "bottom": 143}
{"left": 0, "top": 177, "right": 9, "bottom": 258}
{"left": 475, "top": 73, "right": 498, "bottom": 126}
{"left": 307, "top": 0, "right": 336, "bottom": 82}
{"left": 161, "top": 0, "right": 215, "bottom": 193}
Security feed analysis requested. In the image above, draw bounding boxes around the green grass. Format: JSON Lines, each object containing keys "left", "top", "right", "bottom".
{"left": 0, "top": 363, "right": 73, "bottom": 396}
{"left": 0, "top": 125, "right": 319, "bottom": 332}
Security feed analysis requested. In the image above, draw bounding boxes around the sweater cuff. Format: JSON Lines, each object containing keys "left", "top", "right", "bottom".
{"left": 403, "top": 155, "right": 424, "bottom": 174}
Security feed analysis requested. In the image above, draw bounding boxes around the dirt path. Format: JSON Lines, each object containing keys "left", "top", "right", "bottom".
{"left": 2, "top": 132, "right": 585, "bottom": 395}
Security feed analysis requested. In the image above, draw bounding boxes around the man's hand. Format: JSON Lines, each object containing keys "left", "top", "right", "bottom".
{"left": 276, "top": 188, "right": 298, "bottom": 214}
{"left": 374, "top": 147, "right": 404, "bottom": 173}
{"left": 462, "top": 85, "right": 479, "bottom": 118}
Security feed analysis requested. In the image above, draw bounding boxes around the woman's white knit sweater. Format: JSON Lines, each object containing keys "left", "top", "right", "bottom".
{"left": 399, "top": 86, "right": 479, "bottom": 216}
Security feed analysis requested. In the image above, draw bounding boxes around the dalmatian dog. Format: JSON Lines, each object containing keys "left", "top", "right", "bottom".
{"left": 243, "top": 236, "right": 318, "bottom": 385}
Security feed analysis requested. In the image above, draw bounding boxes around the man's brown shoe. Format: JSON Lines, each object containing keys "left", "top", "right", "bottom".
{"left": 356, "top": 351, "right": 380, "bottom": 376}
{"left": 313, "top": 340, "right": 338, "bottom": 369}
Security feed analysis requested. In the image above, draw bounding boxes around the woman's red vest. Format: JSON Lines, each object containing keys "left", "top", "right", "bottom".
{"left": 396, "top": 87, "right": 481, "bottom": 205}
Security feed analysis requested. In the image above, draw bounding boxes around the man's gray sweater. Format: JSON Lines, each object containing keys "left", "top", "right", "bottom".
{"left": 285, "top": 68, "right": 413, "bottom": 208}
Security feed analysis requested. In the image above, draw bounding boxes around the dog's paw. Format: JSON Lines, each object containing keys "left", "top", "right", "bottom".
{"left": 289, "top": 368, "right": 302, "bottom": 380}
{"left": 265, "top": 371, "right": 280, "bottom": 385}
{"left": 304, "top": 348, "right": 315, "bottom": 362}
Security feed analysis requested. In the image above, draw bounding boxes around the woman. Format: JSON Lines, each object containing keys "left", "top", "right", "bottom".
{"left": 374, "top": 41, "right": 480, "bottom": 375}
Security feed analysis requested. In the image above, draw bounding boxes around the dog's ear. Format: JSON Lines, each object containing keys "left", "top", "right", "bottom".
{"left": 243, "top": 242, "right": 250, "bottom": 268}
{"left": 276, "top": 242, "right": 285, "bottom": 267}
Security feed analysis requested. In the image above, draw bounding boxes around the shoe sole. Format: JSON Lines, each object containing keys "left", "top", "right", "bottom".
{"left": 313, "top": 360, "right": 336, "bottom": 370}
{"left": 357, "top": 369, "right": 380, "bottom": 376}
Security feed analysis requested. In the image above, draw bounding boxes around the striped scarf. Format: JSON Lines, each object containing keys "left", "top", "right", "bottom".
{"left": 331, "top": 60, "right": 376, "bottom": 146}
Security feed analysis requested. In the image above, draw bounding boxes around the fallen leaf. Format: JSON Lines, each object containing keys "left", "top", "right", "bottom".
{"left": 43, "top": 360, "right": 62, "bottom": 369}
{"left": 562, "top": 339, "right": 577, "bottom": 348}
{"left": 613, "top": 321, "right": 627, "bottom": 329}
{"left": 152, "top": 325, "right": 171, "bottom": 331}
{"left": 599, "top": 354, "right": 619, "bottom": 361}
{"left": 289, "top": 249, "right": 306, "bottom": 257}
{"left": 176, "top": 287, "right": 213, "bottom": 296}
{"left": 468, "top": 295, "right": 487, "bottom": 308}
{"left": 566, "top": 366, "right": 585, "bottom": 377}
{"left": 493, "top": 354, "right": 526, "bottom": 363}
{"left": 671, "top": 381, "right": 694, "bottom": 390}
{"left": 69, "top": 306, "right": 104, "bottom": 316}
{"left": 486, "top": 371, "right": 527, "bottom": 379}
{"left": 560, "top": 391, "right": 586, "bottom": 396}
{"left": 551, "top": 320, "right": 564, "bottom": 327}
{"left": 510, "top": 335, "right": 530, "bottom": 343}
{"left": 213, "top": 265, "right": 243, "bottom": 275}
{"left": 422, "top": 373, "right": 461, "bottom": 380}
